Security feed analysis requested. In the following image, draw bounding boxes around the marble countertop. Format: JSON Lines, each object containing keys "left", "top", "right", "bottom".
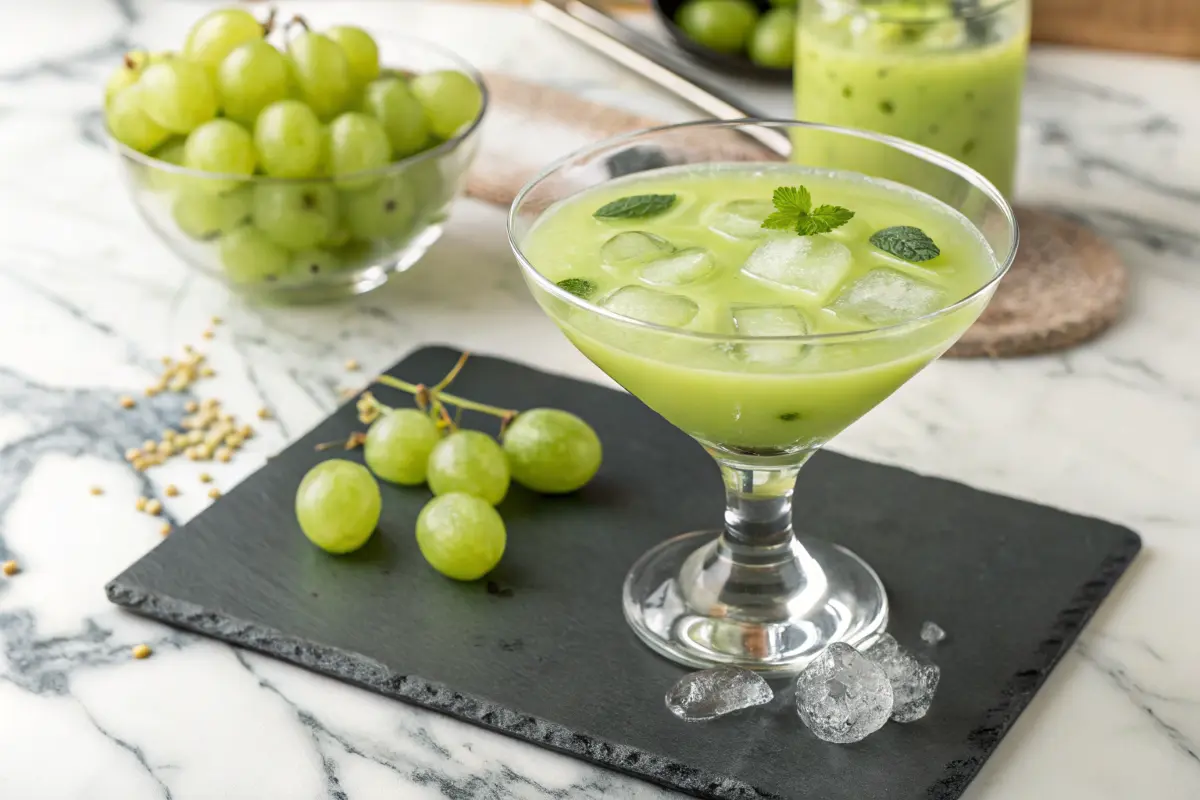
{"left": 2, "top": 1, "right": 1199, "bottom": 798}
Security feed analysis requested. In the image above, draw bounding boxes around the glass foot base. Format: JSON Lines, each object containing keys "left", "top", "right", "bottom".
{"left": 622, "top": 530, "right": 888, "bottom": 674}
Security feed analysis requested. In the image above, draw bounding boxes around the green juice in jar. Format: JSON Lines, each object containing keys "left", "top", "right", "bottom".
{"left": 794, "top": 0, "right": 1029, "bottom": 198}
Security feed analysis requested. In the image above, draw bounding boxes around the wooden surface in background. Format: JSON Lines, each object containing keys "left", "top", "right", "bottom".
{"left": 1032, "top": 0, "right": 1200, "bottom": 59}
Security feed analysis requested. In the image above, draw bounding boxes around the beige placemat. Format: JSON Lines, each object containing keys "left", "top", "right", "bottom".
{"left": 469, "top": 74, "right": 1128, "bottom": 357}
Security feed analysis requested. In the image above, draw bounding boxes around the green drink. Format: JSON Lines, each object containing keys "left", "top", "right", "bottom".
{"left": 521, "top": 163, "right": 999, "bottom": 453}
{"left": 794, "top": 0, "right": 1029, "bottom": 197}
{"left": 509, "top": 120, "right": 1015, "bottom": 673}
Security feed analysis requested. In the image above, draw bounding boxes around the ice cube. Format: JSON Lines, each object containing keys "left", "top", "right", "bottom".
{"left": 703, "top": 199, "right": 775, "bottom": 240}
{"left": 601, "top": 231, "right": 675, "bottom": 268}
{"left": 665, "top": 666, "right": 774, "bottom": 722}
{"left": 795, "top": 642, "right": 894, "bottom": 743}
{"left": 742, "top": 236, "right": 853, "bottom": 300}
{"left": 640, "top": 247, "right": 715, "bottom": 286}
{"left": 920, "top": 621, "right": 947, "bottom": 646}
{"left": 865, "top": 633, "right": 941, "bottom": 723}
{"left": 827, "top": 268, "right": 946, "bottom": 326}
{"left": 731, "top": 305, "right": 810, "bottom": 365}
{"left": 601, "top": 286, "right": 699, "bottom": 328}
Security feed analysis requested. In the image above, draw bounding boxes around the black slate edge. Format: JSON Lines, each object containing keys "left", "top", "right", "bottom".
{"left": 924, "top": 534, "right": 1142, "bottom": 799}
{"left": 104, "top": 581, "right": 782, "bottom": 800}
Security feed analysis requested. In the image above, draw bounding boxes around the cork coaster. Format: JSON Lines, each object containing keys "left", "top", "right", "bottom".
{"left": 946, "top": 208, "right": 1128, "bottom": 357}
{"left": 468, "top": 74, "right": 1128, "bottom": 357}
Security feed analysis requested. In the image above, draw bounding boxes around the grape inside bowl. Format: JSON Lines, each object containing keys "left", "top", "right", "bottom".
{"left": 107, "top": 20, "right": 486, "bottom": 304}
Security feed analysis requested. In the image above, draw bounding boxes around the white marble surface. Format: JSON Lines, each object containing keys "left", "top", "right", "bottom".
{"left": 2, "top": 1, "right": 1199, "bottom": 798}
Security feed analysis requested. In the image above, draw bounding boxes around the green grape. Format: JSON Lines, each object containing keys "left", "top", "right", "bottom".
{"left": 288, "top": 247, "right": 343, "bottom": 276}
{"left": 106, "top": 86, "right": 170, "bottom": 153}
{"left": 184, "top": 8, "right": 264, "bottom": 75}
{"left": 340, "top": 176, "right": 414, "bottom": 241}
{"left": 217, "top": 39, "right": 289, "bottom": 125}
{"left": 501, "top": 409, "right": 602, "bottom": 494}
{"left": 172, "top": 186, "right": 252, "bottom": 240}
{"left": 253, "top": 100, "right": 323, "bottom": 178}
{"left": 363, "top": 77, "right": 430, "bottom": 159}
{"left": 104, "top": 51, "right": 149, "bottom": 107}
{"left": 252, "top": 182, "right": 338, "bottom": 249}
{"left": 140, "top": 137, "right": 188, "bottom": 192}
{"left": 219, "top": 224, "right": 289, "bottom": 283}
{"left": 748, "top": 8, "right": 796, "bottom": 68}
{"left": 333, "top": 239, "right": 374, "bottom": 267}
{"left": 326, "top": 26, "right": 380, "bottom": 87}
{"left": 287, "top": 32, "right": 352, "bottom": 121}
{"left": 322, "top": 222, "right": 352, "bottom": 248}
{"left": 183, "top": 119, "right": 257, "bottom": 193}
{"left": 676, "top": 0, "right": 760, "bottom": 54}
{"left": 325, "top": 112, "right": 392, "bottom": 182}
{"left": 426, "top": 430, "right": 510, "bottom": 506}
{"left": 415, "top": 493, "right": 506, "bottom": 581}
{"left": 364, "top": 409, "right": 441, "bottom": 485}
{"left": 295, "top": 459, "right": 381, "bottom": 554}
{"left": 408, "top": 70, "right": 483, "bottom": 139}
{"left": 138, "top": 60, "right": 218, "bottom": 134}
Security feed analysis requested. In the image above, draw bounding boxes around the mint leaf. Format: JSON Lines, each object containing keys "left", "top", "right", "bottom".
{"left": 796, "top": 205, "right": 856, "bottom": 235}
{"left": 761, "top": 185, "right": 855, "bottom": 237}
{"left": 593, "top": 193, "right": 677, "bottom": 220}
{"left": 773, "top": 186, "right": 811, "bottom": 216}
{"left": 869, "top": 226, "right": 941, "bottom": 262}
{"left": 555, "top": 278, "right": 597, "bottom": 299}
{"left": 761, "top": 210, "right": 800, "bottom": 232}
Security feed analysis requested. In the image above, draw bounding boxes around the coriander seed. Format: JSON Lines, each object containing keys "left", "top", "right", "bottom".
{"left": 132, "top": 644, "right": 152, "bottom": 659}
{"left": 2, "top": 560, "right": 18, "bottom": 577}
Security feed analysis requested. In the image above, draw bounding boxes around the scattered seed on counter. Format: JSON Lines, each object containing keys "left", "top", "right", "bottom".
{"left": 211, "top": 316, "right": 223, "bottom": 326}
{"left": 160, "top": 523, "right": 171, "bottom": 537}
{"left": 132, "top": 644, "right": 152, "bottom": 659}
{"left": 2, "top": 560, "right": 18, "bottom": 576}
{"left": 119, "top": 396, "right": 136, "bottom": 409}
{"left": 257, "top": 407, "right": 273, "bottom": 420}
{"left": 199, "top": 473, "right": 213, "bottom": 484}
{"left": 165, "top": 485, "right": 179, "bottom": 497}
{"left": 345, "top": 359, "right": 360, "bottom": 372}
{"left": 135, "top": 496, "right": 148, "bottom": 512}
{"left": 208, "top": 488, "right": 222, "bottom": 500}
{"left": 145, "top": 499, "right": 162, "bottom": 516}
{"left": 184, "top": 400, "right": 199, "bottom": 413}
{"left": 202, "top": 329, "right": 214, "bottom": 340}
{"left": 90, "top": 486, "right": 104, "bottom": 496}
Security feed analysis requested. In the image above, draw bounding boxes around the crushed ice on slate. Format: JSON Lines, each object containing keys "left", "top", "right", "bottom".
{"left": 921, "top": 620, "right": 947, "bottom": 645}
{"left": 794, "top": 642, "right": 895, "bottom": 743}
{"left": 665, "top": 665, "right": 774, "bottom": 722}
{"left": 865, "top": 634, "right": 942, "bottom": 724}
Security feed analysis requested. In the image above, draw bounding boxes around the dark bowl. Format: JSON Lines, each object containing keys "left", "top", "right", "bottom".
{"left": 652, "top": 0, "right": 794, "bottom": 83}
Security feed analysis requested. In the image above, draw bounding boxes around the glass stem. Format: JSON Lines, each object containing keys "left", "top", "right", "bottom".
{"left": 718, "top": 455, "right": 813, "bottom": 549}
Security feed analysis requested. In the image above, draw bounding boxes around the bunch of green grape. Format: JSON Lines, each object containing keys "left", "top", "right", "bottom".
{"left": 295, "top": 389, "right": 602, "bottom": 582}
{"left": 675, "top": 0, "right": 796, "bottom": 69}
{"left": 104, "top": 8, "right": 484, "bottom": 285}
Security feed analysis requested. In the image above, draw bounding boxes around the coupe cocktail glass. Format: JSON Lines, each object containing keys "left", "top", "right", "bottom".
{"left": 507, "top": 120, "right": 1017, "bottom": 673}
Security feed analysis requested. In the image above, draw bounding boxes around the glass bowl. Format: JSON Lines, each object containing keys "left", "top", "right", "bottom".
{"left": 110, "top": 36, "right": 487, "bottom": 303}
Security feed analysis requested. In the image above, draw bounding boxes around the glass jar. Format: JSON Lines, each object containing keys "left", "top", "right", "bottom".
{"left": 794, "top": 0, "right": 1030, "bottom": 198}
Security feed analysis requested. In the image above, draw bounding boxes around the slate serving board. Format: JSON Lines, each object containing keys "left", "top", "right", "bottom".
{"left": 107, "top": 346, "right": 1141, "bottom": 800}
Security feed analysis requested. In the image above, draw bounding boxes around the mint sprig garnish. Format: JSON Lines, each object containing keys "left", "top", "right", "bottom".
{"left": 869, "top": 226, "right": 941, "bottom": 262}
{"left": 593, "top": 193, "right": 677, "bottom": 220}
{"left": 760, "top": 186, "right": 854, "bottom": 236}
{"left": 556, "top": 278, "right": 597, "bottom": 299}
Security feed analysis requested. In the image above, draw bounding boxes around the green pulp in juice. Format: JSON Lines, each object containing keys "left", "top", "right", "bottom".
{"left": 521, "top": 164, "right": 999, "bottom": 452}
{"left": 794, "top": 6, "right": 1028, "bottom": 197}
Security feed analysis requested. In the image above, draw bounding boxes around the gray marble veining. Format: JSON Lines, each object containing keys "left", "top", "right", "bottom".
{"left": 1, "top": 1, "right": 1199, "bottom": 798}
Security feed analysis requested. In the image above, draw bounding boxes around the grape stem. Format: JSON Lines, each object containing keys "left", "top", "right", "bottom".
{"left": 376, "top": 374, "right": 518, "bottom": 421}
{"left": 261, "top": 8, "right": 278, "bottom": 36}
{"left": 286, "top": 14, "right": 311, "bottom": 34}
